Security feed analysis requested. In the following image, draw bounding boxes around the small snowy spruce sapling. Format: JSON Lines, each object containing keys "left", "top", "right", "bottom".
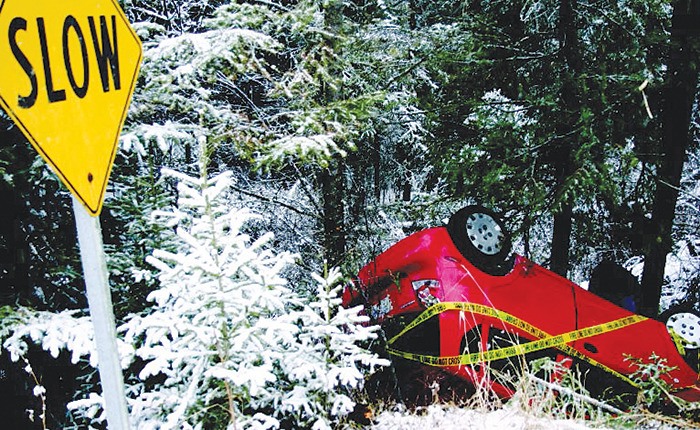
{"left": 70, "top": 166, "right": 386, "bottom": 429}
{"left": 116, "top": 168, "right": 301, "bottom": 429}
{"left": 276, "top": 267, "right": 389, "bottom": 430}
{"left": 2, "top": 164, "right": 387, "bottom": 429}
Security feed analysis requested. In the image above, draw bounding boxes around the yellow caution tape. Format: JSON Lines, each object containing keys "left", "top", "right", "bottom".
{"left": 668, "top": 328, "right": 687, "bottom": 357}
{"left": 385, "top": 302, "right": 647, "bottom": 387}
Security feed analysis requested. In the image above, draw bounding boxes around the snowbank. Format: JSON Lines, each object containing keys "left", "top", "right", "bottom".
{"left": 371, "top": 404, "right": 603, "bottom": 430}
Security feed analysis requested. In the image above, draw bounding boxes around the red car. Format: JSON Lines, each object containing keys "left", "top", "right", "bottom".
{"left": 342, "top": 206, "right": 700, "bottom": 402}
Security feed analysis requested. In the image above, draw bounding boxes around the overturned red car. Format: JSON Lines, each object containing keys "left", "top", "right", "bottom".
{"left": 342, "top": 206, "right": 700, "bottom": 402}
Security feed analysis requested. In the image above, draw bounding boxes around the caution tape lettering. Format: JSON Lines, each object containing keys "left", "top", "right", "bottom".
{"left": 386, "top": 301, "right": 647, "bottom": 387}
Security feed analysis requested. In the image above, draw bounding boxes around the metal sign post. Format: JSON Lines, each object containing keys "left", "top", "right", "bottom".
{"left": 73, "top": 196, "right": 130, "bottom": 429}
{"left": 73, "top": 197, "right": 129, "bottom": 430}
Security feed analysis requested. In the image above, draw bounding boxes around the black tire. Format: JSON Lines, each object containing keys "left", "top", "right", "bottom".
{"left": 446, "top": 205, "right": 512, "bottom": 275}
{"left": 660, "top": 304, "right": 700, "bottom": 372}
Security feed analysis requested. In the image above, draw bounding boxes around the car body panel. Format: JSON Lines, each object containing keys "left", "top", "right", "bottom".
{"left": 343, "top": 226, "right": 700, "bottom": 401}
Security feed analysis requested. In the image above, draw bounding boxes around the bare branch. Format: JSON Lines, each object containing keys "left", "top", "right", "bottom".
{"left": 231, "top": 184, "right": 322, "bottom": 220}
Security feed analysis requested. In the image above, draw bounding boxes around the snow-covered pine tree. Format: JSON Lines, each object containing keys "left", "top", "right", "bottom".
{"left": 114, "top": 165, "right": 302, "bottom": 429}
{"left": 44, "top": 139, "right": 388, "bottom": 429}
{"left": 275, "top": 267, "right": 389, "bottom": 429}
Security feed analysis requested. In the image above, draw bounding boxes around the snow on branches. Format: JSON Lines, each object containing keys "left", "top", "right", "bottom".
{"left": 1, "top": 169, "right": 387, "bottom": 430}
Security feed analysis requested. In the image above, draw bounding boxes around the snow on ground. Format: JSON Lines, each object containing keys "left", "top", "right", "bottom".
{"left": 370, "top": 404, "right": 693, "bottom": 430}
{"left": 371, "top": 404, "right": 602, "bottom": 430}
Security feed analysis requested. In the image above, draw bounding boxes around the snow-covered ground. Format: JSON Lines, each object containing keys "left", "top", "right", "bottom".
{"left": 372, "top": 404, "right": 599, "bottom": 429}
{"left": 370, "top": 403, "right": 692, "bottom": 430}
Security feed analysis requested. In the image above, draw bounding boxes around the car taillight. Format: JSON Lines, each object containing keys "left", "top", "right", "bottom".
{"left": 412, "top": 279, "right": 441, "bottom": 308}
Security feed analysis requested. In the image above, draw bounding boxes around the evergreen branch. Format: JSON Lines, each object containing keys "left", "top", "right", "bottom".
{"left": 387, "top": 57, "right": 428, "bottom": 85}
{"left": 485, "top": 44, "right": 554, "bottom": 62}
{"left": 249, "top": 0, "right": 291, "bottom": 12}
{"left": 291, "top": 164, "right": 323, "bottom": 214}
{"left": 216, "top": 72, "right": 271, "bottom": 130}
{"left": 128, "top": 6, "right": 168, "bottom": 22}
{"left": 230, "top": 184, "right": 322, "bottom": 220}
{"left": 578, "top": 3, "right": 639, "bottom": 39}
{"left": 658, "top": 179, "right": 700, "bottom": 203}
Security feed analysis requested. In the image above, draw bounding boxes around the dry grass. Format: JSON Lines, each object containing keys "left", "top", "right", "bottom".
{"left": 361, "top": 356, "right": 700, "bottom": 430}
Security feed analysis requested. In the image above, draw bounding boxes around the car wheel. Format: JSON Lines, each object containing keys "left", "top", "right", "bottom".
{"left": 661, "top": 305, "right": 700, "bottom": 372}
{"left": 447, "top": 205, "right": 512, "bottom": 275}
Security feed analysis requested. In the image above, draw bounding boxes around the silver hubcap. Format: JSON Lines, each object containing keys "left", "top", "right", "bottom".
{"left": 667, "top": 312, "right": 700, "bottom": 349}
{"left": 466, "top": 213, "right": 504, "bottom": 256}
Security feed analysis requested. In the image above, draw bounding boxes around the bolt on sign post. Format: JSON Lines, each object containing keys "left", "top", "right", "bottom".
{"left": 0, "top": 0, "right": 142, "bottom": 428}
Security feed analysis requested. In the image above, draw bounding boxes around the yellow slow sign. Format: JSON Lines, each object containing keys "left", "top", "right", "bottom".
{"left": 0, "top": 0, "right": 142, "bottom": 215}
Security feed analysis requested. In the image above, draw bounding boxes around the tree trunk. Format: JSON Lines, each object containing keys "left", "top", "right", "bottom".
{"left": 551, "top": 201, "right": 573, "bottom": 276}
{"left": 373, "top": 133, "right": 381, "bottom": 201}
{"left": 640, "top": 0, "right": 700, "bottom": 318}
{"left": 321, "top": 161, "right": 346, "bottom": 267}
{"left": 314, "top": 2, "right": 348, "bottom": 268}
{"left": 550, "top": 0, "right": 581, "bottom": 277}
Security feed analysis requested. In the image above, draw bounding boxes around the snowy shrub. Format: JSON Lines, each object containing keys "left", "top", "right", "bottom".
{"left": 3, "top": 309, "right": 98, "bottom": 367}
{"left": 2, "top": 167, "right": 387, "bottom": 429}
{"left": 113, "top": 168, "right": 303, "bottom": 429}
{"left": 276, "top": 268, "right": 390, "bottom": 429}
